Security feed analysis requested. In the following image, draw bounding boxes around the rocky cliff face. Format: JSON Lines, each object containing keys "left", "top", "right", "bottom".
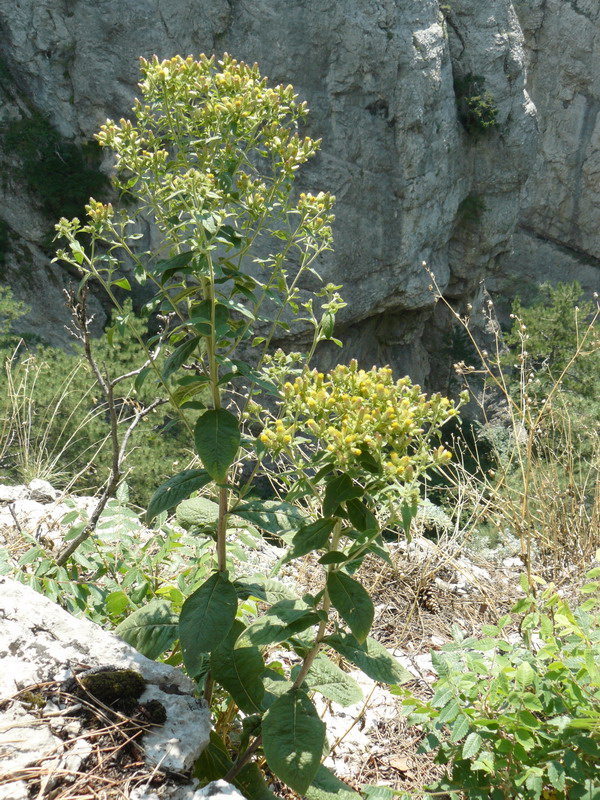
{"left": 491, "top": 0, "right": 600, "bottom": 317}
{"left": 0, "top": 0, "right": 538, "bottom": 385}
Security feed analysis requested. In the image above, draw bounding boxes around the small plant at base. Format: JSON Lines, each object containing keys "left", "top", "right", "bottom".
{"left": 54, "top": 54, "right": 465, "bottom": 798}
{"left": 399, "top": 561, "right": 600, "bottom": 800}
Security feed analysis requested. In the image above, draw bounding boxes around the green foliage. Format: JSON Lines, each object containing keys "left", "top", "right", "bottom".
{"left": 5, "top": 498, "right": 215, "bottom": 626}
{"left": 454, "top": 73, "right": 499, "bottom": 136}
{"left": 0, "top": 301, "right": 190, "bottom": 502}
{"left": 0, "top": 285, "right": 28, "bottom": 338}
{"left": 1, "top": 111, "right": 109, "bottom": 220}
{"left": 505, "top": 281, "right": 600, "bottom": 402}
{"left": 399, "top": 560, "right": 600, "bottom": 800}
{"left": 52, "top": 54, "right": 463, "bottom": 796}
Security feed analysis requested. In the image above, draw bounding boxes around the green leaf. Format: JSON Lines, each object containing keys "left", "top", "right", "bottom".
{"left": 450, "top": 714, "right": 471, "bottom": 742}
{"left": 324, "top": 633, "right": 413, "bottom": 685}
{"left": 194, "top": 409, "right": 240, "bottom": 482}
{"left": 116, "top": 599, "right": 178, "bottom": 660}
{"left": 105, "top": 590, "right": 130, "bottom": 617}
{"left": 176, "top": 496, "right": 220, "bottom": 529}
{"left": 234, "top": 576, "right": 299, "bottom": 604}
{"left": 193, "top": 730, "right": 231, "bottom": 782}
{"left": 153, "top": 250, "right": 195, "bottom": 281}
{"left": 233, "top": 500, "right": 306, "bottom": 535}
{"left": 462, "top": 731, "right": 483, "bottom": 759}
{"left": 262, "top": 689, "right": 325, "bottom": 795}
{"left": 345, "top": 498, "right": 378, "bottom": 533}
{"left": 239, "top": 599, "right": 322, "bottom": 648}
{"left": 210, "top": 620, "right": 265, "bottom": 714}
{"left": 400, "top": 497, "right": 419, "bottom": 540}
{"left": 323, "top": 474, "right": 363, "bottom": 517}
{"left": 179, "top": 572, "right": 238, "bottom": 675}
{"left": 306, "top": 765, "right": 362, "bottom": 800}
{"left": 547, "top": 760, "right": 566, "bottom": 791}
{"left": 319, "top": 552, "right": 349, "bottom": 565}
{"left": 146, "top": 469, "right": 212, "bottom": 522}
{"left": 162, "top": 336, "right": 201, "bottom": 382}
{"left": 327, "top": 572, "right": 374, "bottom": 643}
{"left": 515, "top": 661, "right": 536, "bottom": 688}
{"left": 114, "top": 277, "right": 131, "bottom": 290}
{"left": 285, "top": 518, "right": 336, "bottom": 561}
{"left": 294, "top": 653, "right": 363, "bottom": 707}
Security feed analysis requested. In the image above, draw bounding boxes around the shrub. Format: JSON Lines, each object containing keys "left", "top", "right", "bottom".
{"left": 400, "top": 564, "right": 600, "bottom": 800}
{"left": 454, "top": 73, "right": 499, "bottom": 136}
{"left": 53, "top": 54, "right": 464, "bottom": 797}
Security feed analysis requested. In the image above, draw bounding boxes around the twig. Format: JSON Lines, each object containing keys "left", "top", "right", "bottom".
{"left": 7, "top": 502, "right": 23, "bottom": 535}
{"left": 55, "top": 290, "right": 163, "bottom": 567}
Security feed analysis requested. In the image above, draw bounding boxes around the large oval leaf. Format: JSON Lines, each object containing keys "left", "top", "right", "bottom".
{"left": 324, "top": 633, "right": 414, "bottom": 685}
{"left": 327, "top": 571, "right": 374, "bottom": 643}
{"left": 233, "top": 500, "right": 307, "bottom": 535}
{"left": 284, "top": 518, "right": 336, "bottom": 562}
{"left": 194, "top": 409, "right": 240, "bottom": 482}
{"left": 162, "top": 336, "right": 201, "bottom": 382}
{"left": 179, "top": 572, "right": 237, "bottom": 675}
{"left": 294, "top": 653, "right": 363, "bottom": 707}
{"left": 146, "top": 469, "right": 212, "bottom": 523}
{"left": 262, "top": 689, "right": 325, "bottom": 795}
{"left": 307, "top": 764, "right": 362, "bottom": 800}
{"left": 115, "top": 599, "right": 178, "bottom": 659}
{"left": 238, "top": 599, "right": 322, "bottom": 648}
{"left": 210, "top": 620, "right": 265, "bottom": 714}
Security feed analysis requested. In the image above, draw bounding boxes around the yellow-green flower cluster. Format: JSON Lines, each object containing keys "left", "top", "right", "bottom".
{"left": 260, "top": 360, "right": 461, "bottom": 482}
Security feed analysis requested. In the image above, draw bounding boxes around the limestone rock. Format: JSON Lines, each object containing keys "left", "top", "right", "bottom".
{"left": 0, "top": 0, "right": 537, "bottom": 386}
{"left": 0, "top": 576, "right": 211, "bottom": 786}
{"left": 28, "top": 478, "right": 59, "bottom": 502}
{"left": 498, "top": 0, "right": 600, "bottom": 307}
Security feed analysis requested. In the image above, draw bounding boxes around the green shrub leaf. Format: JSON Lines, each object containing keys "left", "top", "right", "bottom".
{"left": 194, "top": 408, "right": 240, "bottom": 482}
{"left": 306, "top": 764, "right": 362, "bottom": 800}
{"left": 179, "top": 572, "right": 237, "bottom": 675}
{"left": 285, "top": 518, "right": 336, "bottom": 561}
{"left": 323, "top": 474, "right": 363, "bottom": 517}
{"left": 233, "top": 500, "right": 306, "bottom": 535}
{"left": 239, "top": 599, "right": 322, "bottom": 647}
{"left": 327, "top": 572, "right": 374, "bottom": 643}
{"left": 210, "top": 620, "right": 265, "bottom": 714}
{"left": 462, "top": 731, "right": 482, "bottom": 759}
{"left": 146, "top": 469, "right": 212, "bottom": 522}
{"left": 162, "top": 336, "right": 201, "bottom": 382}
{"left": 115, "top": 599, "right": 178, "bottom": 659}
{"left": 262, "top": 689, "right": 325, "bottom": 794}
{"left": 293, "top": 653, "right": 363, "bottom": 707}
{"left": 324, "top": 633, "right": 413, "bottom": 685}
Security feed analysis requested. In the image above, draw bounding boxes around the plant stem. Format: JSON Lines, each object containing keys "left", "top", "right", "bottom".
{"left": 223, "top": 735, "right": 263, "bottom": 783}
{"left": 292, "top": 519, "right": 341, "bottom": 689}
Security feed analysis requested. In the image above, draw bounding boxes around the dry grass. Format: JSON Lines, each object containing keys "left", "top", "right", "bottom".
{"left": 1, "top": 683, "right": 178, "bottom": 800}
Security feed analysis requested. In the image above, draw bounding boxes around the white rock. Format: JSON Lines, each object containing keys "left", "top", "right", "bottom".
{"left": 0, "top": 576, "right": 211, "bottom": 778}
{"left": 195, "top": 781, "right": 248, "bottom": 800}
{"left": 0, "top": 485, "right": 29, "bottom": 503}
{"left": 28, "top": 479, "right": 59, "bottom": 502}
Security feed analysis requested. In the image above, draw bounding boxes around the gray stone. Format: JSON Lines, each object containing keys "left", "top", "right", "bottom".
{"left": 28, "top": 478, "right": 59, "bottom": 503}
{"left": 0, "top": 0, "right": 537, "bottom": 386}
{"left": 497, "top": 0, "right": 600, "bottom": 306}
{"left": 0, "top": 576, "right": 211, "bottom": 786}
